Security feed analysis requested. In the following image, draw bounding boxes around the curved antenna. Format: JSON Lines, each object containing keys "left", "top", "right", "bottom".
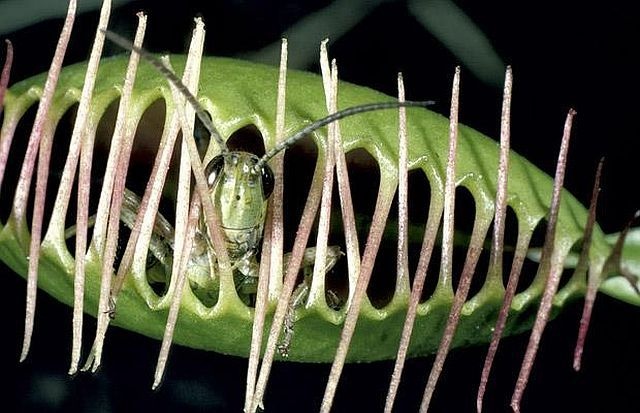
{"left": 102, "top": 29, "right": 228, "bottom": 155}
{"left": 256, "top": 100, "right": 434, "bottom": 170}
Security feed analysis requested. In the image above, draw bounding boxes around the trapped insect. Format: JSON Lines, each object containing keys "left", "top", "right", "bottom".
{"left": 1, "top": 1, "right": 639, "bottom": 412}
{"left": 105, "top": 28, "right": 431, "bottom": 327}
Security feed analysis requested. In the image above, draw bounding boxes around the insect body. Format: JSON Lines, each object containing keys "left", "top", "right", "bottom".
{"left": 104, "top": 32, "right": 432, "bottom": 315}
{"left": 119, "top": 150, "right": 323, "bottom": 307}
{"left": 204, "top": 152, "right": 272, "bottom": 299}
{"left": 118, "top": 151, "right": 273, "bottom": 306}
{"left": 124, "top": 110, "right": 425, "bottom": 311}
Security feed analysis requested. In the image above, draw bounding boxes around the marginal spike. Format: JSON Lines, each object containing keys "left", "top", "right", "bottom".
{"left": 244, "top": 37, "right": 287, "bottom": 413}
{"left": 320, "top": 175, "right": 397, "bottom": 413}
{"left": 602, "top": 210, "right": 640, "bottom": 295}
{"left": 82, "top": 12, "right": 147, "bottom": 372}
{"left": 308, "top": 49, "right": 338, "bottom": 311}
{"left": 573, "top": 158, "right": 604, "bottom": 371}
{"left": 320, "top": 40, "right": 361, "bottom": 308}
{"left": 67, "top": 0, "right": 113, "bottom": 376}
{"left": 153, "top": 193, "right": 202, "bottom": 389}
{"left": 511, "top": 108, "right": 577, "bottom": 412}
{"left": 383, "top": 80, "right": 447, "bottom": 413}
{"left": 417, "top": 66, "right": 460, "bottom": 412}
{"left": 0, "top": 39, "right": 13, "bottom": 114}
{"left": 477, "top": 65, "right": 513, "bottom": 412}
{"left": 396, "top": 72, "right": 410, "bottom": 295}
{"left": 0, "top": 39, "right": 15, "bottom": 195}
{"left": 249, "top": 130, "right": 327, "bottom": 413}
{"left": 152, "top": 17, "right": 207, "bottom": 389}
{"left": 20, "top": 0, "right": 77, "bottom": 362}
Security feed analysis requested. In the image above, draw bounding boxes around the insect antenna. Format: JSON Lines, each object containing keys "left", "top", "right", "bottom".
{"left": 256, "top": 100, "right": 434, "bottom": 170}
{"left": 103, "top": 29, "right": 434, "bottom": 169}
{"left": 102, "top": 29, "right": 228, "bottom": 155}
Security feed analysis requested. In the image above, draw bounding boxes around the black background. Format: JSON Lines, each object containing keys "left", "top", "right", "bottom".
{"left": 1, "top": 1, "right": 640, "bottom": 412}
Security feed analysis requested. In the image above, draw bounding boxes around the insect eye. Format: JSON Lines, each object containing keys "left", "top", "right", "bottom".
{"left": 204, "top": 155, "right": 225, "bottom": 187}
{"left": 261, "top": 164, "right": 275, "bottom": 198}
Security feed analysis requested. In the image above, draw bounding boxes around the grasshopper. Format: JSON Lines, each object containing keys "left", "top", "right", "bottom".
{"left": 103, "top": 30, "right": 432, "bottom": 354}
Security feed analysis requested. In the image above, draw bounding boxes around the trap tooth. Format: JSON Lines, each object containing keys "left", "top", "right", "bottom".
{"left": 0, "top": 40, "right": 13, "bottom": 115}
{"left": 572, "top": 158, "right": 604, "bottom": 371}
{"left": 82, "top": 12, "right": 148, "bottom": 373}
{"left": 56, "top": 0, "right": 112, "bottom": 375}
{"left": 477, "top": 65, "right": 513, "bottom": 412}
{"left": 20, "top": 0, "right": 77, "bottom": 363}
{"left": 152, "top": 17, "right": 207, "bottom": 389}
{"left": 602, "top": 211, "right": 640, "bottom": 296}
{"left": 320, "top": 167, "right": 397, "bottom": 413}
{"left": 396, "top": 72, "right": 410, "bottom": 296}
{"left": 154, "top": 193, "right": 202, "bottom": 389}
{"left": 249, "top": 120, "right": 327, "bottom": 412}
{"left": 319, "top": 41, "right": 361, "bottom": 309}
{"left": 419, "top": 65, "right": 463, "bottom": 412}
{"left": 308, "top": 54, "right": 338, "bottom": 312}
{"left": 511, "top": 109, "right": 576, "bottom": 412}
{"left": 244, "top": 38, "right": 288, "bottom": 413}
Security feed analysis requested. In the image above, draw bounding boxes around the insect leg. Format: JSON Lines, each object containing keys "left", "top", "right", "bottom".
{"left": 119, "top": 188, "right": 174, "bottom": 278}
{"left": 277, "top": 246, "right": 344, "bottom": 356}
{"left": 62, "top": 188, "right": 175, "bottom": 272}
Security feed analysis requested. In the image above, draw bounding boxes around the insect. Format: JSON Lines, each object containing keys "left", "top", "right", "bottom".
{"left": 1, "top": 2, "right": 640, "bottom": 408}
{"left": 102, "top": 27, "right": 431, "bottom": 312}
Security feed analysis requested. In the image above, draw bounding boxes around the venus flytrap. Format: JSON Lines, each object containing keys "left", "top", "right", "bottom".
{"left": 1, "top": 1, "right": 639, "bottom": 411}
